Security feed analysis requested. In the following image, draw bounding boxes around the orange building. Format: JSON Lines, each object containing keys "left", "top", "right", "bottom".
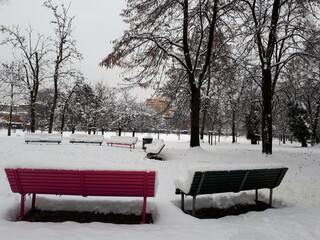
{"left": 146, "top": 98, "right": 171, "bottom": 115}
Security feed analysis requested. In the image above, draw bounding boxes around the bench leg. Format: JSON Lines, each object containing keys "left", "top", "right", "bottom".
{"left": 142, "top": 197, "right": 147, "bottom": 224}
{"left": 31, "top": 193, "right": 36, "bottom": 209}
{"left": 181, "top": 193, "right": 185, "bottom": 211}
{"left": 192, "top": 196, "right": 196, "bottom": 216}
{"left": 269, "top": 189, "right": 273, "bottom": 207}
{"left": 18, "top": 194, "right": 26, "bottom": 221}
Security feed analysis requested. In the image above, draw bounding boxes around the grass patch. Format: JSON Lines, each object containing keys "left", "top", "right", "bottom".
{"left": 22, "top": 209, "right": 154, "bottom": 224}
{"left": 185, "top": 201, "right": 270, "bottom": 219}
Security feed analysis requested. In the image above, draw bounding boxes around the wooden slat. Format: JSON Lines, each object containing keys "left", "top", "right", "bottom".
{"left": 5, "top": 168, "right": 156, "bottom": 197}
{"left": 182, "top": 168, "right": 288, "bottom": 196}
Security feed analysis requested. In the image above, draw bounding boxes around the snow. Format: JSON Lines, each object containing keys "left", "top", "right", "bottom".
{"left": 1, "top": 130, "right": 320, "bottom": 239}
{"left": 145, "top": 139, "right": 165, "bottom": 154}
{"left": 69, "top": 133, "right": 104, "bottom": 143}
{"left": 105, "top": 135, "right": 138, "bottom": 145}
{"left": 24, "top": 132, "right": 62, "bottom": 142}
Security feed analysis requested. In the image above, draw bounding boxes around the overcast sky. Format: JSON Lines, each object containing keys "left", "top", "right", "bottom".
{"left": 0, "top": 0, "right": 153, "bottom": 101}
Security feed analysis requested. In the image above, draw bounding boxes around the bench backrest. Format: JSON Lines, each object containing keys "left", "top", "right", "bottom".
{"left": 5, "top": 168, "right": 156, "bottom": 197}
{"left": 188, "top": 168, "right": 288, "bottom": 196}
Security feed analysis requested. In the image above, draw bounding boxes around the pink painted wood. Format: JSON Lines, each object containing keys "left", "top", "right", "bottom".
{"left": 5, "top": 168, "right": 156, "bottom": 223}
{"left": 106, "top": 142, "right": 136, "bottom": 148}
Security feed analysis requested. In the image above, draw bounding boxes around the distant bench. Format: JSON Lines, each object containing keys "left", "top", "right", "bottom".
{"left": 145, "top": 139, "right": 165, "bottom": 160}
{"left": 106, "top": 136, "right": 138, "bottom": 149}
{"left": 69, "top": 134, "right": 104, "bottom": 145}
{"left": 24, "top": 132, "right": 62, "bottom": 144}
{"left": 175, "top": 165, "right": 288, "bottom": 216}
{"left": 5, "top": 168, "right": 156, "bottom": 224}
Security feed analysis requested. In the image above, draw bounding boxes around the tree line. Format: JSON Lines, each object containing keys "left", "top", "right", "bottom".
{"left": 0, "top": 1, "right": 164, "bottom": 136}
{"left": 1, "top": 0, "right": 320, "bottom": 152}
{"left": 101, "top": 0, "right": 320, "bottom": 152}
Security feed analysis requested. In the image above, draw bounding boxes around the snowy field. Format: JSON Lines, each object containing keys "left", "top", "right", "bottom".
{"left": 0, "top": 130, "right": 320, "bottom": 240}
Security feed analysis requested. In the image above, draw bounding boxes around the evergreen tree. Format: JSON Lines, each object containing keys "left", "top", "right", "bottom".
{"left": 245, "top": 103, "right": 260, "bottom": 144}
{"left": 287, "top": 101, "right": 310, "bottom": 147}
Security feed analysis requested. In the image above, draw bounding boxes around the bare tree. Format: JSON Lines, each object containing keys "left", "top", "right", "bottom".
{"left": 0, "top": 0, "right": 8, "bottom": 5}
{"left": 239, "top": 0, "right": 320, "bottom": 154}
{"left": 101, "top": 0, "right": 236, "bottom": 147}
{"left": 0, "top": 62, "right": 23, "bottom": 135}
{"left": 44, "top": 0, "right": 82, "bottom": 133}
{"left": 0, "top": 26, "right": 50, "bottom": 132}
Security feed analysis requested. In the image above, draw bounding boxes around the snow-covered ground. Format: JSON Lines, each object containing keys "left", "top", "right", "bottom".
{"left": 1, "top": 130, "right": 320, "bottom": 240}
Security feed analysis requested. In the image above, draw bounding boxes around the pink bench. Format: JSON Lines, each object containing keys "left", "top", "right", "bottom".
{"left": 5, "top": 168, "right": 156, "bottom": 223}
{"left": 105, "top": 136, "right": 138, "bottom": 149}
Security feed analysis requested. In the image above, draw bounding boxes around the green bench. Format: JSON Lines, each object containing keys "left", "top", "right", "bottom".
{"left": 175, "top": 166, "right": 288, "bottom": 216}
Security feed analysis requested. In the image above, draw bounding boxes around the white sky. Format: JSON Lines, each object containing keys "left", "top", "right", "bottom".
{"left": 0, "top": 0, "right": 153, "bottom": 101}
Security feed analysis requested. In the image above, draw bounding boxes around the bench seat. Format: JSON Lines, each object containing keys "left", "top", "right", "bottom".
{"left": 175, "top": 164, "right": 288, "bottom": 216}
{"left": 5, "top": 168, "right": 156, "bottom": 223}
{"left": 69, "top": 134, "right": 104, "bottom": 145}
{"left": 24, "top": 133, "right": 62, "bottom": 144}
{"left": 106, "top": 136, "right": 138, "bottom": 148}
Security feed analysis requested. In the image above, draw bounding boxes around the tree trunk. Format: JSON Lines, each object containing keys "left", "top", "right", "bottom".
{"left": 60, "top": 102, "right": 67, "bottom": 134}
{"left": 190, "top": 84, "right": 201, "bottom": 147}
{"left": 200, "top": 110, "right": 206, "bottom": 141}
{"left": 8, "top": 105, "right": 13, "bottom": 136}
{"left": 30, "top": 101, "right": 36, "bottom": 133}
{"left": 301, "top": 138, "right": 307, "bottom": 147}
{"left": 7, "top": 83, "right": 14, "bottom": 136}
{"left": 48, "top": 70, "right": 59, "bottom": 133}
{"left": 200, "top": 68, "right": 211, "bottom": 141}
{"left": 312, "top": 99, "right": 320, "bottom": 144}
{"left": 232, "top": 109, "right": 236, "bottom": 143}
{"left": 261, "top": 69, "right": 273, "bottom": 154}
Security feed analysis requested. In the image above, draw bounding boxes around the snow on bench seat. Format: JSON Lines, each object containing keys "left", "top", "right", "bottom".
{"left": 69, "top": 134, "right": 104, "bottom": 145}
{"left": 24, "top": 132, "right": 62, "bottom": 144}
{"left": 106, "top": 136, "right": 138, "bottom": 148}
{"left": 145, "top": 139, "right": 165, "bottom": 160}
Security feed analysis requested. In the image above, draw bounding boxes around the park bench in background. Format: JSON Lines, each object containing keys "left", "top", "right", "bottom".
{"left": 24, "top": 132, "right": 62, "bottom": 144}
{"left": 145, "top": 139, "right": 165, "bottom": 160}
{"left": 105, "top": 136, "right": 138, "bottom": 149}
{"left": 175, "top": 165, "right": 288, "bottom": 216}
{"left": 69, "top": 133, "right": 104, "bottom": 145}
{"left": 5, "top": 168, "right": 156, "bottom": 224}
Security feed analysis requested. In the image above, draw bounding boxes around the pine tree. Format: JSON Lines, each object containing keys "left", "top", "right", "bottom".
{"left": 287, "top": 101, "right": 310, "bottom": 147}
{"left": 245, "top": 103, "right": 260, "bottom": 144}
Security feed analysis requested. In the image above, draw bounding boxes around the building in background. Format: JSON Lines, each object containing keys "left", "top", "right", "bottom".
{"left": 0, "top": 105, "right": 29, "bottom": 129}
{"left": 146, "top": 97, "right": 171, "bottom": 115}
